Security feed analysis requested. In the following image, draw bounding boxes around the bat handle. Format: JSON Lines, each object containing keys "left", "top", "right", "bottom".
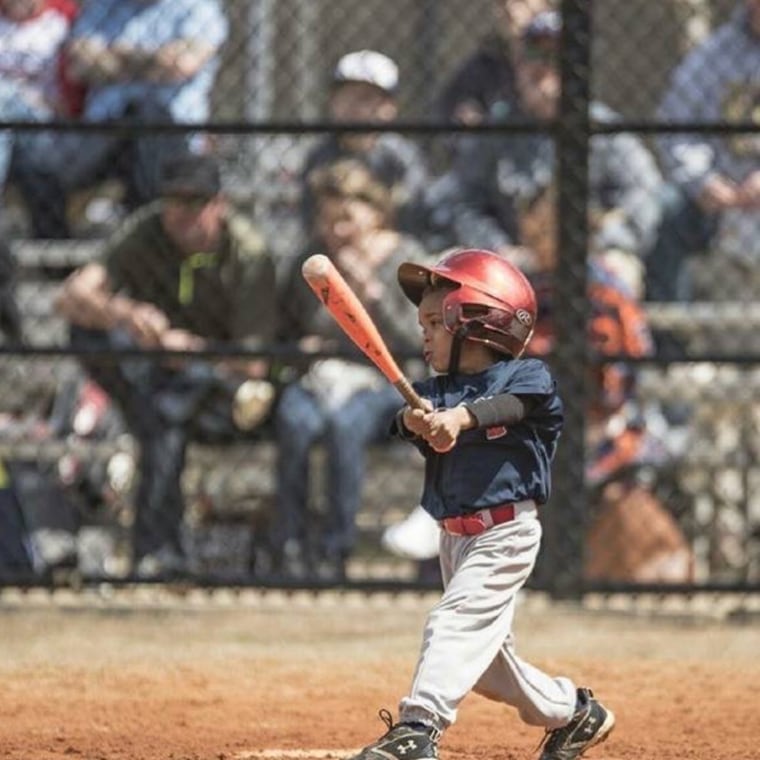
{"left": 393, "top": 377, "right": 426, "bottom": 410}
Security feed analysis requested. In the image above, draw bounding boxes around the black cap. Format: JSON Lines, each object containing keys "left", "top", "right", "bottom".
{"left": 159, "top": 154, "right": 222, "bottom": 198}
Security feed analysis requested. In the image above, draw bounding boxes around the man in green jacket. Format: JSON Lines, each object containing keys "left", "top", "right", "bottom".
{"left": 55, "top": 154, "right": 277, "bottom": 578}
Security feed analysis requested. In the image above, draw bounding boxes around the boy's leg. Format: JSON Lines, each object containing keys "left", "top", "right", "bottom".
{"left": 469, "top": 535, "right": 616, "bottom": 758}
{"left": 474, "top": 646, "right": 616, "bottom": 757}
{"left": 350, "top": 514, "right": 614, "bottom": 760}
{"left": 349, "top": 517, "right": 549, "bottom": 760}
{"left": 399, "top": 517, "right": 572, "bottom": 731}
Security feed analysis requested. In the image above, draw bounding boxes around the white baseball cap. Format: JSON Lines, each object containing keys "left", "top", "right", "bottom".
{"left": 333, "top": 49, "right": 399, "bottom": 94}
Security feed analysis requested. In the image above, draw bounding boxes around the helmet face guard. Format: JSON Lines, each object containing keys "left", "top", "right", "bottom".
{"left": 398, "top": 249, "right": 537, "bottom": 358}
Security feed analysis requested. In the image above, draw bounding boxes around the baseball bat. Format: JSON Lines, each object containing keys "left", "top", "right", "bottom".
{"left": 301, "top": 254, "right": 425, "bottom": 410}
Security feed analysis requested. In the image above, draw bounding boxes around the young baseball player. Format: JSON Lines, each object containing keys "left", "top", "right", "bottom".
{"left": 348, "top": 249, "right": 615, "bottom": 760}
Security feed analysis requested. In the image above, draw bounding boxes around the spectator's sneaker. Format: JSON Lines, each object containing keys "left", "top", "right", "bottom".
{"left": 381, "top": 505, "right": 440, "bottom": 561}
{"left": 539, "top": 688, "right": 615, "bottom": 760}
{"left": 264, "top": 540, "right": 310, "bottom": 582}
{"left": 232, "top": 379, "right": 276, "bottom": 431}
{"left": 348, "top": 709, "right": 439, "bottom": 760}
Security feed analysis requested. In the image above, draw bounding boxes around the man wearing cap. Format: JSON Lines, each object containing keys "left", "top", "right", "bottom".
{"left": 442, "top": 10, "right": 662, "bottom": 295}
{"left": 54, "top": 153, "right": 277, "bottom": 578}
{"left": 300, "top": 49, "right": 430, "bottom": 241}
{"left": 436, "top": 0, "right": 553, "bottom": 127}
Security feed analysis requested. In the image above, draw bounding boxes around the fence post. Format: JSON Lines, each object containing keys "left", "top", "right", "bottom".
{"left": 543, "top": 0, "right": 591, "bottom": 600}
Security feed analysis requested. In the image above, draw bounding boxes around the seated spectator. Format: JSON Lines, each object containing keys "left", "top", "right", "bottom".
{"left": 424, "top": 0, "right": 553, "bottom": 249}
{"left": 13, "top": 0, "right": 228, "bottom": 239}
{"left": 300, "top": 49, "right": 430, "bottom": 242}
{"left": 271, "top": 159, "right": 429, "bottom": 582}
{"left": 54, "top": 154, "right": 277, "bottom": 578}
{"left": 652, "top": 0, "right": 760, "bottom": 302}
{"left": 0, "top": 0, "right": 80, "bottom": 214}
{"left": 437, "top": 0, "right": 553, "bottom": 127}
{"left": 435, "top": 10, "right": 662, "bottom": 295}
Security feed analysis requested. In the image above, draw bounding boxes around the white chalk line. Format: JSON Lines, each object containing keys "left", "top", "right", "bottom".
{"left": 234, "top": 750, "right": 356, "bottom": 759}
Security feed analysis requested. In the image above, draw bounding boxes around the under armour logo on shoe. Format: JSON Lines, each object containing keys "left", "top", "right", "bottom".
{"left": 396, "top": 740, "right": 418, "bottom": 755}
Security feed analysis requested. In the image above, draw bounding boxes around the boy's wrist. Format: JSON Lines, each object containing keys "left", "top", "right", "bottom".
{"left": 456, "top": 404, "right": 476, "bottom": 431}
{"left": 397, "top": 408, "right": 418, "bottom": 439}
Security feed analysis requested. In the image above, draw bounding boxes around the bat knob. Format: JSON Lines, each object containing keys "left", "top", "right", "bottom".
{"left": 301, "top": 254, "right": 331, "bottom": 282}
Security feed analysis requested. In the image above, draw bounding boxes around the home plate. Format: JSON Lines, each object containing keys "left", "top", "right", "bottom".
{"left": 234, "top": 750, "right": 356, "bottom": 759}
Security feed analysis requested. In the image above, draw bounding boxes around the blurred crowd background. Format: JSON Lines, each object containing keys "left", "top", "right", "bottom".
{"left": 0, "top": 0, "right": 759, "bottom": 595}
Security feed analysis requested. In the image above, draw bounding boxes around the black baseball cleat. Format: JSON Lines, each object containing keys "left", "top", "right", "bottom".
{"left": 348, "top": 709, "right": 439, "bottom": 760}
{"left": 538, "top": 688, "right": 616, "bottom": 760}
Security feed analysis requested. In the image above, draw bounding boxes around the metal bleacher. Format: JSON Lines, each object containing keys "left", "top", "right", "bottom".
{"left": 3, "top": 238, "right": 425, "bottom": 579}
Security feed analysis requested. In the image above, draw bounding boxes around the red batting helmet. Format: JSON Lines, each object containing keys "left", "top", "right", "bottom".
{"left": 398, "top": 248, "right": 537, "bottom": 357}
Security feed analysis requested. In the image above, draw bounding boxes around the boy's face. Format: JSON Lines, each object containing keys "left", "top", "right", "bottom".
{"left": 418, "top": 289, "right": 453, "bottom": 373}
{"left": 329, "top": 82, "right": 398, "bottom": 152}
{"left": 315, "top": 195, "right": 384, "bottom": 252}
{"left": 418, "top": 287, "right": 506, "bottom": 374}
{"left": 329, "top": 82, "right": 397, "bottom": 123}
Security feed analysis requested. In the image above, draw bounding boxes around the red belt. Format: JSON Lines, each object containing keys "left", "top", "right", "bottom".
{"left": 441, "top": 503, "right": 517, "bottom": 536}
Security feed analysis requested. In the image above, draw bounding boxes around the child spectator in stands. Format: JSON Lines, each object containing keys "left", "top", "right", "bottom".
{"left": 300, "top": 50, "right": 430, "bottom": 242}
{"left": 54, "top": 154, "right": 277, "bottom": 579}
{"left": 12, "top": 0, "right": 228, "bottom": 239}
{"left": 271, "top": 158, "right": 430, "bottom": 582}
{"left": 0, "top": 0, "right": 81, "bottom": 228}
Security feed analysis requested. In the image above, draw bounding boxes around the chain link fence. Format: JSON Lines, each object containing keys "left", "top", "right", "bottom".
{"left": 0, "top": 0, "right": 758, "bottom": 595}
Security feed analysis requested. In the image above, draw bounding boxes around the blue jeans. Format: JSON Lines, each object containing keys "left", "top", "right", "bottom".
{"left": 645, "top": 183, "right": 717, "bottom": 302}
{"left": 273, "top": 380, "right": 402, "bottom": 561}
{"left": 10, "top": 96, "right": 187, "bottom": 238}
{"left": 70, "top": 326, "right": 248, "bottom": 560}
{"left": 0, "top": 82, "right": 51, "bottom": 189}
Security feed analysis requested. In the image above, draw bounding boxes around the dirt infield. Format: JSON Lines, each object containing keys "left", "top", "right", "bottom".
{"left": 1, "top": 589, "right": 758, "bottom": 760}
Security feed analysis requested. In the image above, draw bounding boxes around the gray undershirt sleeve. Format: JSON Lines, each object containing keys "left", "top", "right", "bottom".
{"left": 463, "top": 393, "right": 535, "bottom": 429}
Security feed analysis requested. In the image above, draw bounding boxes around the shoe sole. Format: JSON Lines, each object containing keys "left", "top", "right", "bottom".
{"left": 582, "top": 709, "right": 616, "bottom": 756}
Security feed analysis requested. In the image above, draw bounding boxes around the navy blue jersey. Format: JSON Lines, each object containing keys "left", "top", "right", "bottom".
{"left": 397, "top": 358, "right": 564, "bottom": 520}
